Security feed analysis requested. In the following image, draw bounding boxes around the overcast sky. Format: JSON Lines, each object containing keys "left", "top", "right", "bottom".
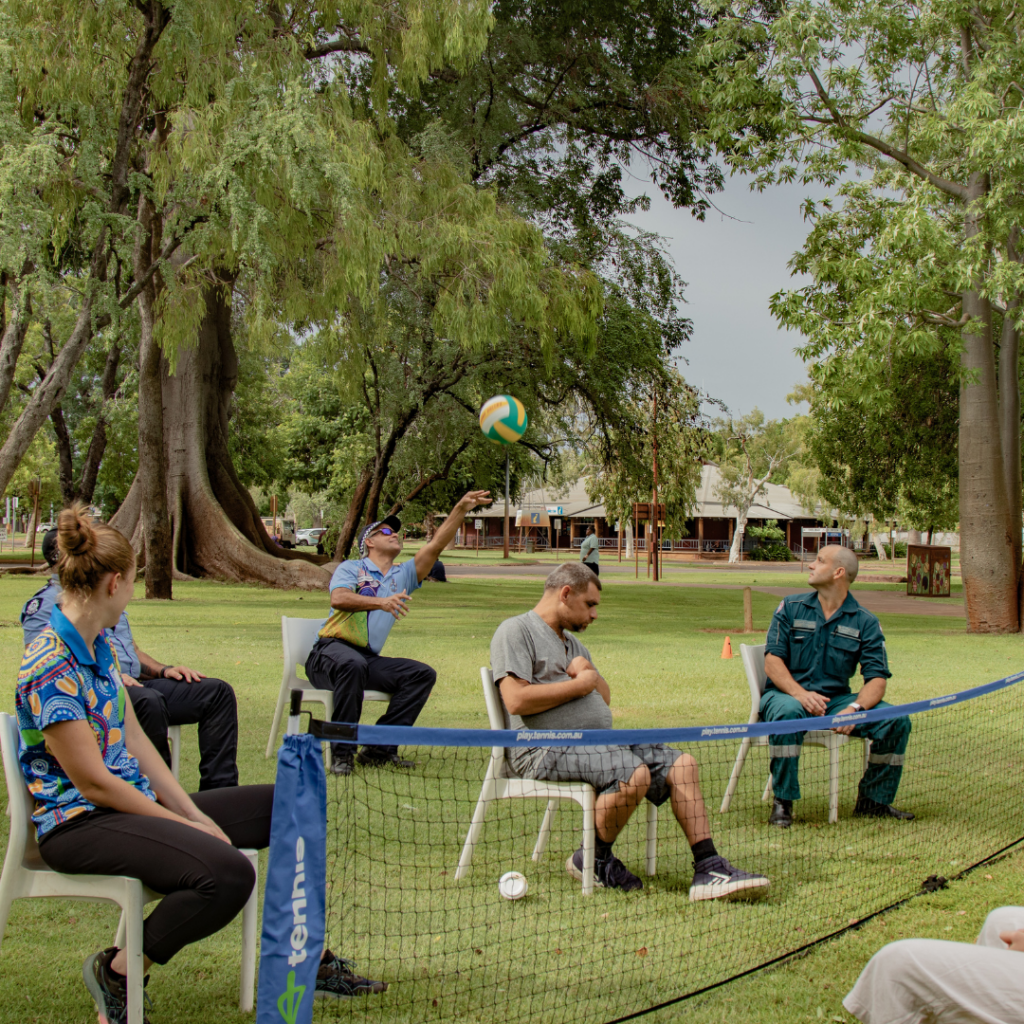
{"left": 623, "top": 172, "right": 822, "bottom": 421}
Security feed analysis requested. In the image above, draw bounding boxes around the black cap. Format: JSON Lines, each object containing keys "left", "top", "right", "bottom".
{"left": 42, "top": 528, "right": 59, "bottom": 568}
{"left": 358, "top": 516, "right": 402, "bottom": 558}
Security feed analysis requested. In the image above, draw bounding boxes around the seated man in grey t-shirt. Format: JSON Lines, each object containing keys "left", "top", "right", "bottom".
{"left": 491, "top": 562, "right": 769, "bottom": 901}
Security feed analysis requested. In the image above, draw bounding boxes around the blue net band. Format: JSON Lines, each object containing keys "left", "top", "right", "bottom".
{"left": 320, "top": 668, "right": 1024, "bottom": 747}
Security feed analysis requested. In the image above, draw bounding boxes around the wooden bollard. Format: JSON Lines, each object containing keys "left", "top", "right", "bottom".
{"left": 743, "top": 586, "right": 753, "bottom": 633}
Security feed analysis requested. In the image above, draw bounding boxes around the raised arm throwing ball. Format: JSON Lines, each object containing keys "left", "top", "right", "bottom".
{"left": 479, "top": 394, "right": 528, "bottom": 445}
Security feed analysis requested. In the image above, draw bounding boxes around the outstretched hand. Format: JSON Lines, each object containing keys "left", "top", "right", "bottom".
{"left": 456, "top": 490, "right": 492, "bottom": 515}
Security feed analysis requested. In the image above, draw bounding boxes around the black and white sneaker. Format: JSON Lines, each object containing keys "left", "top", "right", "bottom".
{"left": 566, "top": 846, "right": 643, "bottom": 892}
{"left": 315, "top": 950, "right": 388, "bottom": 998}
{"left": 689, "top": 856, "right": 770, "bottom": 902}
{"left": 82, "top": 947, "right": 151, "bottom": 1024}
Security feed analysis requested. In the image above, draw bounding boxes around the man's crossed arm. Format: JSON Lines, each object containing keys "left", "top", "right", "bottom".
{"left": 498, "top": 656, "right": 610, "bottom": 717}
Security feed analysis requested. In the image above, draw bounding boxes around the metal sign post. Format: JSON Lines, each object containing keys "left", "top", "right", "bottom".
{"left": 503, "top": 453, "right": 510, "bottom": 559}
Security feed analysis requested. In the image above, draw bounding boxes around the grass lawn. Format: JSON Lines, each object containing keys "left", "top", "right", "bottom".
{"left": 0, "top": 572, "right": 1020, "bottom": 1024}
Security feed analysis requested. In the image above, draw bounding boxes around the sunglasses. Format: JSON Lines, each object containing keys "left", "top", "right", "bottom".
{"left": 374, "top": 527, "right": 397, "bottom": 537}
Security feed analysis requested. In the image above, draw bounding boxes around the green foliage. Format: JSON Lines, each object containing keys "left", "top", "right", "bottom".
{"left": 746, "top": 518, "right": 792, "bottom": 560}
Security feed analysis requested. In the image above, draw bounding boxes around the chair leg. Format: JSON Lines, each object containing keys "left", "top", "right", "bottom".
{"left": 169, "top": 725, "right": 181, "bottom": 781}
{"left": 124, "top": 885, "right": 146, "bottom": 1024}
{"left": 828, "top": 740, "right": 841, "bottom": 824}
{"left": 265, "top": 685, "right": 289, "bottom": 759}
{"left": 532, "top": 800, "right": 558, "bottom": 861}
{"left": 863, "top": 738, "right": 871, "bottom": 773}
{"left": 455, "top": 780, "right": 495, "bottom": 881}
{"left": 762, "top": 772, "right": 773, "bottom": 803}
{"left": 239, "top": 849, "right": 259, "bottom": 1012}
{"left": 645, "top": 803, "right": 658, "bottom": 877}
{"left": 581, "top": 796, "right": 596, "bottom": 896}
{"left": 114, "top": 910, "right": 127, "bottom": 950}
{"left": 720, "top": 738, "right": 752, "bottom": 813}
{"left": 0, "top": 856, "right": 19, "bottom": 950}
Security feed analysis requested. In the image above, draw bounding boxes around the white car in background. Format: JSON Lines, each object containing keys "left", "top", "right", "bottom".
{"left": 296, "top": 527, "right": 327, "bottom": 546}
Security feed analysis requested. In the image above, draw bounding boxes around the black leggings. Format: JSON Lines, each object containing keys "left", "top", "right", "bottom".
{"left": 39, "top": 785, "right": 273, "bottom": 964}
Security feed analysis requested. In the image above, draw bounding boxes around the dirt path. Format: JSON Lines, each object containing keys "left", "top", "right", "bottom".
{"left": 443, "top": 564, "right": 965, "bottom": 618}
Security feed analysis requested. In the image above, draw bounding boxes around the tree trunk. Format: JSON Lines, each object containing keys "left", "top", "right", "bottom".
{"left": 50, "top": 405, "right": 77, "bottom": 506}
{"left": 871, "top": 533, "right": 888, "bottom": 560}
{"left": 728, "top": 511, "right": 748, "bottom": 564}
{"left": 959, "top": 174, "right": 1018, "bottom": 632}
{"left": 113, "top": 284, "right": 328, "bottom": 589}
{"left": 333, "top": 465, "right": 373, "bottom": 561}
{"left": 999, "top": 277, "right": 1023, "bottom": 625}
{"left": 0, "top": 279, "right": 31, "bottom": 418}
{"left": 135, "top": 197, "right": 173, "bottom": 599}
{"left": 78, "top": 341, "right": 121, "bottom": 503}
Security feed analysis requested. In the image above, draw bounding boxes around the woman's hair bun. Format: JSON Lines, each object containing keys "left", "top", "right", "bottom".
{"left": 57, "top": 505, "right": 98, "bottom": 558}
{"left": 53, "top": 502, "right": 135, "bottom": 597}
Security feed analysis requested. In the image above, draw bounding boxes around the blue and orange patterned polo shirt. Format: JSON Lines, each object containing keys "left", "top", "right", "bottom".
{"left": 16, "top": 605, "right": 155, "bottom": 838}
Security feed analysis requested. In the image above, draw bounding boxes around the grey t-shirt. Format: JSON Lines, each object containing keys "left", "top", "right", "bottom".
{"left": 579, "top": 533, "right": 600, "bottom": 564}
{"left": 490, "top": 610, "right": 612, "bottom": 772}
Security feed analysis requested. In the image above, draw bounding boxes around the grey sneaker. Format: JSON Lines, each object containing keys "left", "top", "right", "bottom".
{"left": 689, "top": 855, "right": 770, "bottom": 902}
{"left": 315, "top": 950, "right": 388, "bottom": 998}
{"left": 566, "top": 846, "right": 643, "bottom": 892}
{"left": 82, "top": 947, "right": 151, "bottom": 1024}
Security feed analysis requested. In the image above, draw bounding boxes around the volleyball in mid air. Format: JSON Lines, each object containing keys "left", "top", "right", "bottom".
{"left": 479, "top": 394, "right": 528, "bottom": 445}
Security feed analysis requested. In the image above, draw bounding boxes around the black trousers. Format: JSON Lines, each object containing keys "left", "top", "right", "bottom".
{"left": 305, "top": 637, "right": 436, "bottom": 758}
{"left": 39, "top": 785, "right": 273, "bottom": 965}
{"left": 126, "top": 678, "right": 238, "bottom": 790}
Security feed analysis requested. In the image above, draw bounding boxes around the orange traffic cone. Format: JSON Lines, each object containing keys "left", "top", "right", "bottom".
{"left": 721, "top": 636, "right": 733, "bottom": 659}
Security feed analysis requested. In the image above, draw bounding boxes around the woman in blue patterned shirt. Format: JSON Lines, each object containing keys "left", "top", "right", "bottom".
{"left": 15, "top": 505, "right": 274, "bottom": 1023}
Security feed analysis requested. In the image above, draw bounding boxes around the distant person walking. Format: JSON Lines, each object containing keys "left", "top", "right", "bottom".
{"left": 579, "top": 525, "right": 600, "bottom": 576}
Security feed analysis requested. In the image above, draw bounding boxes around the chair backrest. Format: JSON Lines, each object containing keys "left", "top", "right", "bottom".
{"left": 281, "top": 617, "right": 328, "bottom": 689}
{"left": 479, "top": 667, "right": 510, "bottom": 731}
{"left": 0, "top": 713, "right": 44, "bottom": 869}
{"left": 739, "top": 644, "right": 768, "bottom": 724}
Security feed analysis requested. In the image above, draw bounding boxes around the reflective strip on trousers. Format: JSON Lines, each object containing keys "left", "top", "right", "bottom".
{"left": 868, "top": 752, "right": 905, "bottom": 766}
{"left": 769, "top": 745, "right": 802, "bottom": 758}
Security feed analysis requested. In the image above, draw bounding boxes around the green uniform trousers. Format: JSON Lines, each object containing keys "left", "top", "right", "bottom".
{"left": 759, "top": 689, "right": 911, "bottom": 804}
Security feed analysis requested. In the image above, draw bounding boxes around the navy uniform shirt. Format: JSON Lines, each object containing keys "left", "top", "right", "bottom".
{"left": 764, "top": 591, "right": 891, "bottom": 699}
{"left": 21, "top": 576, "right": 142, "bottom": 677}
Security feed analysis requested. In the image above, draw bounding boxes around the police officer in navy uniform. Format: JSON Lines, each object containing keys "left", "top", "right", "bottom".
{"left": 22, "top": 529, "right": 240, "bottom": 790}
{"left": 762, "top": 544, "right": 913, "bottom": 828}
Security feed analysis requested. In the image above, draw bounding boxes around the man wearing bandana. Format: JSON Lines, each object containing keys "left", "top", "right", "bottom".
{"left": 307, "top": 490, "right": 490, "bottom": 774}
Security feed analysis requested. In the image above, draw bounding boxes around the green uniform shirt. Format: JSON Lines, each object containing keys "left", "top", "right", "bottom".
{"left": 764, "top": 591, "right": 891, "bottom": 699}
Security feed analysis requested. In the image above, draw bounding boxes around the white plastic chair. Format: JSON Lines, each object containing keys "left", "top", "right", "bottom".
{"left": 266, "top": 616, "right": 391, "bottom": 758}
{"left": 455, "top": 668, "right": 658, "bottom": 895}
{"left": 0, "top": 713, "right": 260, "bottom": 1019}
{"left": 168, "top": 724, "right": 181, "bottom": 779}
{"left": 719, "top": 644, "right": 870, "bottom": 824}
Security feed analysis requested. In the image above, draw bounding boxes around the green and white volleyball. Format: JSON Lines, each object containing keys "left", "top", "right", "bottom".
{"left": 479, "top": 394, "right": 528, "bottom": 444}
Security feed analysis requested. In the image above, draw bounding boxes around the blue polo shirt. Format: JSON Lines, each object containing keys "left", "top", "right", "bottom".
{"left": 16, "top": 606, "right": 155, "bottom": 838}
{"left": 319, "top": 557, "right": 421, "bottom": 653}
{"left": 765, "top": 591, "right": 891, "bottom": 699}
{"left": 21, "top": 576, "right": 141, "bottom": 677}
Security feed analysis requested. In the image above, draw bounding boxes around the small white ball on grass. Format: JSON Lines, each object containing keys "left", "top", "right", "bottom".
{"left": 498, "top": 871, "right": 528, "bottom": 900}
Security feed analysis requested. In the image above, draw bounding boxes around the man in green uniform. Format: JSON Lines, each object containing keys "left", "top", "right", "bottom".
{"left": 762, "top": 544, "right": 913, "bottom": 827}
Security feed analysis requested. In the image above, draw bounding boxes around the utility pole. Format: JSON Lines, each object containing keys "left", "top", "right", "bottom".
{"left": 652, "top": 392, "right": 659, "bottom": 583}
{"left": 503, "top": 452, "right": 510, "bottom": 559}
